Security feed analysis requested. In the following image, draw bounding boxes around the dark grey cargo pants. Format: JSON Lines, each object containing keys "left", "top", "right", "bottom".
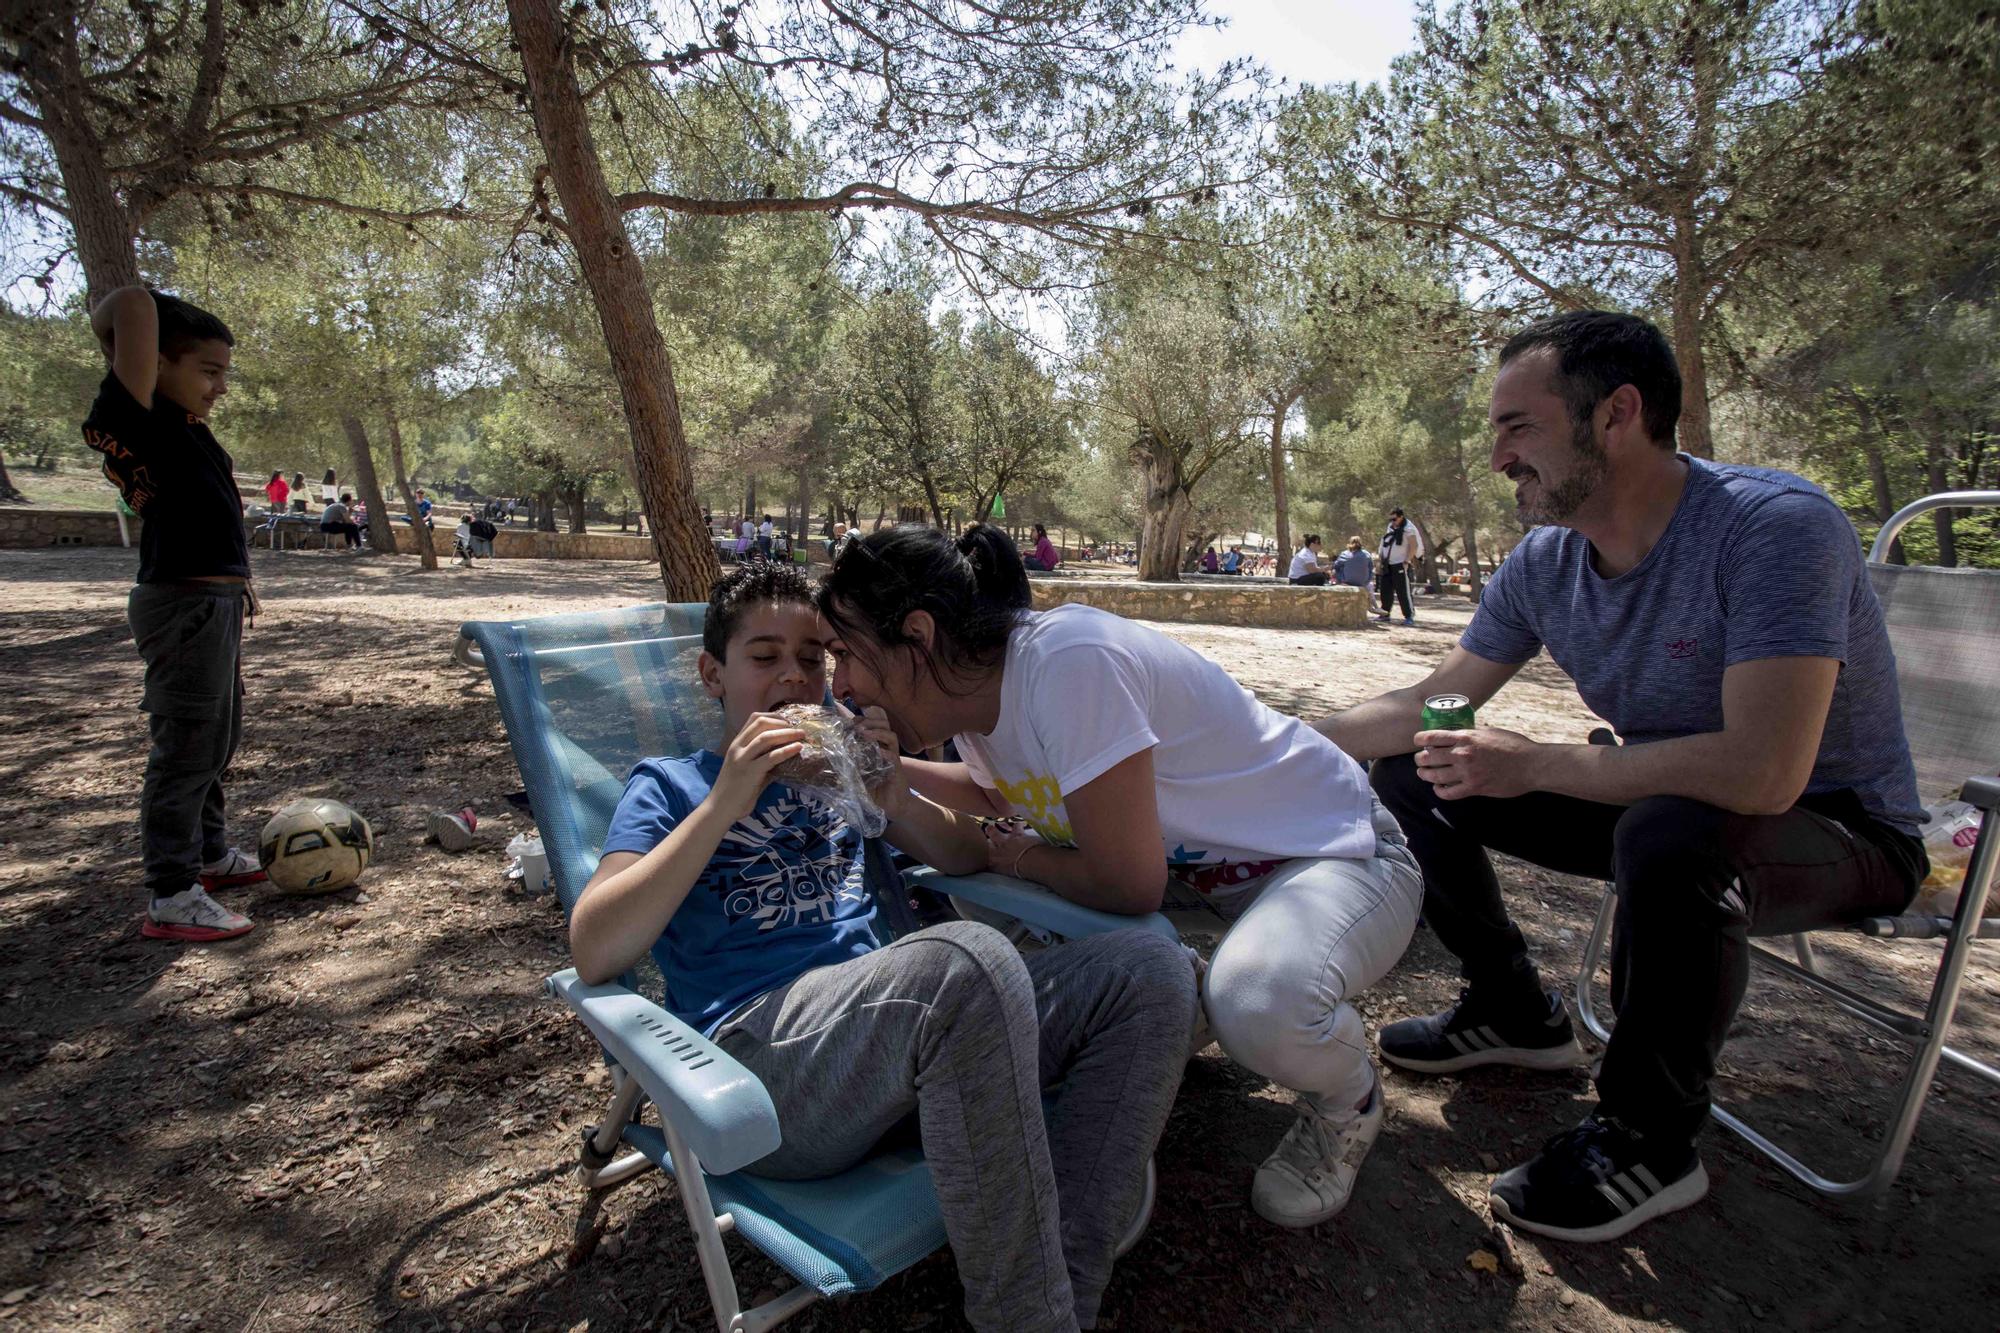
{"left": 127, "top": 583, "right": 246, "bottom": 900}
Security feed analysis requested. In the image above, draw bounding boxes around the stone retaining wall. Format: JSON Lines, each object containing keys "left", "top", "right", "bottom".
{"left": 0, "top": 507, "right": 136, "bottom": 549}
{"left": 1029, "top": 577, "right": 1368, "bottom": 629}
{"left": 487, "top": 529, "right": 656, "bottom": 561}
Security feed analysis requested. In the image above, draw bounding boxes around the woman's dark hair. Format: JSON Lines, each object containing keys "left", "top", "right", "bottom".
{"left": 269, "top": 470, "right": 282, "bottom": 484}
{"left": 817, "top": 522, "right": 1028, "bottom": 693}
{"left": 1033, "top": 523, "right": 1047, "bottom": 539}
{"left": 1303, "top": 533, "right": 1320, "bottom": 547}
{"left": 323, "top": 468, "right": 336, "bottom": 484}
{"left": 703, "top": 562, "right": 816, "bottom": 661}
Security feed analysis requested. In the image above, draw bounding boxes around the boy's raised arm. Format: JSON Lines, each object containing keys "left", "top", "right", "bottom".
{"left": 90, "top": 286, "right": 160, "bottom": 408}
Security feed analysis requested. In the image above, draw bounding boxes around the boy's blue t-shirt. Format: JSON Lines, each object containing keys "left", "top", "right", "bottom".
{"left": 1462, "top": 455, "right": 1923, "bottom": 835}
{"left": 600, "top": 751, "right": 879, "bottom": 1034}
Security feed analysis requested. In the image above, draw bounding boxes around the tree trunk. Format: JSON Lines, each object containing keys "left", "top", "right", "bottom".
{"left": 382, "top": 404, "right": 437, "bottom": 570}
{"left": 21, "top": 11, "right": 142, "bottom": 305}
{"left": 1269, "top": 389, "right": 1300, "bottom": 581}
{"left": 339, "top": 414, "right": 397, "bottom": 554}
{"left": 1135, "top": 439, "right": 1192, "bottom": 583}
{"left": 0, "top": 452, "right": 24, "bottom": 503}
{"left": 795, "top": 464, "right": 813, "bottom": 546}
{"left": 1669, "top": 256, "right": 1714, "bottom": 458}
{"left": 507, "top": 0, "right": 718, "bottom": 598}
{"left": 536, "top": 488, "right": 558, "bottom": 532}
{"left": 1926, "top": 442, "right": 1957, "bottom": 567}
{"left": 563, "top": 482, "right": 588, "bottom": 533}
{"left": 1461, "top": 505, "right": 1483, "bottom": 603}
{"left": 1856, "top": 416, "right": 1904, "bottom": 564}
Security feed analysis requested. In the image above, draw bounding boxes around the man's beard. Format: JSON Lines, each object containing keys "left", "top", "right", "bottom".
{"left": 1515, "top": 417, "right": 1607, "bottom": 526}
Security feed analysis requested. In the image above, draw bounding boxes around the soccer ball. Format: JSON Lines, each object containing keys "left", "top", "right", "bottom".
{"left": 259, "top": 798, "right": 375, "bottom": 895}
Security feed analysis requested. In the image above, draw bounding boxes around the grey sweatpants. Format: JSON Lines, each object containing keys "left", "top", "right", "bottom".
{"left": 713, "top": 921, "right": 1196, "bottom": 1333}
{"left": 127, "top": 583, "right": 246, "bottom": 899}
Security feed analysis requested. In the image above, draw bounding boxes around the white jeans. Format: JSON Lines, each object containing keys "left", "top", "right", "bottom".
{"left": 1202, "top": 796, "right": 1423, "bottom": 1110}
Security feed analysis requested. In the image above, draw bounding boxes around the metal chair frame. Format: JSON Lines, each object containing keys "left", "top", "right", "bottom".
{"left": 1575, "top": 490, "right": 2000, "bottom": 1197}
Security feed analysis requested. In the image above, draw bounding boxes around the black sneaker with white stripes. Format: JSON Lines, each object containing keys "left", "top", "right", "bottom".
{"left": 1377, "top": 985, "right": 1582, "bottom": 1074}
{"left": 1489, "top": 1115, "right": 1709, "bottom": 1242}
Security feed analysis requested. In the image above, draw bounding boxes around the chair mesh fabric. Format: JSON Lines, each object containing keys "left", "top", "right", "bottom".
{"left": 623, "top": 1125, "right": 945, "bottom": 1296}
{"left": 462, "top": 602, "right": 711, "bottom": 920}
{"left": 1870, "top": 563, "right": 2000, "bottom": 803}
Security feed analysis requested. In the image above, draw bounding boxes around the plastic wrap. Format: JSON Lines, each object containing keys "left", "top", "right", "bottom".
{"left": 769, "top": 703, "right": 896, "bottom": 837}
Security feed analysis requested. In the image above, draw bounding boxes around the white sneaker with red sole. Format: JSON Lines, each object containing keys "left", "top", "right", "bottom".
{"left": 425, "top": 806, "right": 479, "bottom": 852}
{"left": 143, "top": 886, "right": 254, "bottom": 942}
{"left": 198, "top": 847, "right": 267, "bottom": 890}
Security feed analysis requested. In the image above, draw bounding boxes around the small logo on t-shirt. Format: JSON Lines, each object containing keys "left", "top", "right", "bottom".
{"left": 1666, "top": 638, "right": 1698, "bottom": 660}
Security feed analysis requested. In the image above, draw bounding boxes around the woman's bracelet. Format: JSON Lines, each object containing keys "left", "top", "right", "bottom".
{"left": 1008, "top": 839, "right": 1034, "bottom": 880}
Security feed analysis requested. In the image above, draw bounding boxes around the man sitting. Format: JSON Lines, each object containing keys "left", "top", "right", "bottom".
{"left": 1316, "top": 311, "right": 1926, "bottom": 1242}
{"left": 319, "top": 492, "right": 363, "bottom": 549}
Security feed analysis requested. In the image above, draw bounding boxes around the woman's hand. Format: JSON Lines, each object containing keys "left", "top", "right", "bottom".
{"left": 982, "top": 820, "right": 1041, "bottom": 880}
{"left": 849, "top": 705, "right": 909, "bottom": 819}
{"left": 710, "top": 713, "right": 806, "bottom": 822}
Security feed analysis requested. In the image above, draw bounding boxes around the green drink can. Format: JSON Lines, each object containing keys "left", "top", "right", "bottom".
{"left": 1421, "top": 693, "right": 1476, "bottom": 733}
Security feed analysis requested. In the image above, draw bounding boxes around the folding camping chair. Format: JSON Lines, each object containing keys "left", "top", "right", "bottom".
{"left": 1574, "top": 490, "right": 2000, "bottom": 1198}
{"left": 454, "top": 603, "right": 1176, "bottom": 1333}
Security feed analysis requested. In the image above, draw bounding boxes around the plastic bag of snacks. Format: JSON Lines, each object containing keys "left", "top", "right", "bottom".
{"left": 1912, "top": 799, "right": 1989, "bottom": 918}
{"left": 770, "top": 703, "right": 897, "bottom": 838}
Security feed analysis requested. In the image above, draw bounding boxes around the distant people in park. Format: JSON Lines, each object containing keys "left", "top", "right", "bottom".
{"left": 737, "top": 515, "right": 755, "bottom": 559}
{"left": 289, "top": 470, "right": 308, "bottom": 513}
{"left": 264, "top": 470, "right": 288, "bottom": 511}
{"left": 83, "top": 285, "right": 263, "bottom": 943}
{"left": 456, "top": 508, "right": 498, "bottom": 564}
{"left": 506, "top": 496, "right": 520, "bottom": 525}
{"left": 1318, "top": 309, "right": 1929, "bottom": 1243}
{"left": 1333, "top": 536, "right": 1373, "bottom": 590}
{"left": 824, "top": 523, "right": 1420, "bottom": 1234}
{"left": 1288, "top": 535, "right": 1329, "bottom": 586}
{"left": 321, "top": 468, "right": 338, "bottom": 506}
{"left": 1377, "top": 507, "right": 1420, "bottom": 625}
{"left": 758, "top": 513, "right": 775, "bottom": 560}
{"left": 352, "top": 498, "right": 369, "bottom": 533}
{"left": 1221, "top": 545, "right": 1243, "bottom": 575}
{"left": 829, "top": 520, "right": 853, "bottom": 562}
{"left": 320, "top": 492, "right": 363, "bottom": 549}
{"left": 1024, "top": 522, "right": 1062, "bottom": 572}
{"left": 416, "top": 489, "right": 434, "bottom": 529}
{"left": 1200, "top": 545, "right": 1219, "bottom": 573}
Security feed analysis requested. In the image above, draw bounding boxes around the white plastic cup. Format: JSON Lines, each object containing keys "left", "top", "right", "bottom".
{"left": 506, "top": 833, "right": 552, "bottom": 895}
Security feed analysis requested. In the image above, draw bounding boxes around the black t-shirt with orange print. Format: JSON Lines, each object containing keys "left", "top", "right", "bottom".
{"left": 81, "top": 372, "right": 250, "bottom": 584}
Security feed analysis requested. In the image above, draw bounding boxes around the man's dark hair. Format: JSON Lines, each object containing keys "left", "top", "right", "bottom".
{"left": 150, "top": 290, "right": 234, "bottom": 360}
{"left": 703, "top": 562, "right": 816, "bottom": 661}
{"left": 1389, "top": 508, "right": 1404, "bottom": 518}
{"left": 817, "top": 522, "right": 1028, "bottom": 695}
{"left": 339, "top": 492, "right": 352, "bottom": 504}
{"left": 1499, "top": 310, "right": 1682, "bottom": 446}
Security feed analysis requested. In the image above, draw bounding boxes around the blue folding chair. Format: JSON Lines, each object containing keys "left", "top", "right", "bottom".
{"left": 455, "top": 603, "right": 1176, "bottom": 1333}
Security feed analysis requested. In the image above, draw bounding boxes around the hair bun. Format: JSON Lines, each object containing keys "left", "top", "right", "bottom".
{"left": 957, "top": 523, "right": 1031, "bottom": 611}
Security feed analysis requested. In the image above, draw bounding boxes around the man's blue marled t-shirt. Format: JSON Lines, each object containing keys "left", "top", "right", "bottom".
{"left": 1462, "top": 455, "right": 1923, "bottom": 835}
{"left": 602, "top": 751, "right": 879, "bottom": 1035}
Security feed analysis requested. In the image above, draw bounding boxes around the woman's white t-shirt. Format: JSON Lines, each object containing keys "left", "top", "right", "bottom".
{"left": 1288, "top": 546, "right": 1323, "bottom": 579}
{"left": 954, "top": 604, "right": 1377, "bottom": 865}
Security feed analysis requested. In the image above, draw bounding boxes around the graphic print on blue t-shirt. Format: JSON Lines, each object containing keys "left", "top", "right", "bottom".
{"left": 600, "top": 750, "right": 879, "bottom": 1035}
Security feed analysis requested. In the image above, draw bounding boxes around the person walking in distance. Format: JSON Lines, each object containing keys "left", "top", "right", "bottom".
{"left": 1376, "top": 509, "right": 1420, "bottom": 624}
{"left": 83, "top": 287, "right": 265, "bottom": 942}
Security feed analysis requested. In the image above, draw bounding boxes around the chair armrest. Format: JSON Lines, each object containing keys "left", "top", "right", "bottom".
{"left": 905, "top": 868, "right": 1179, "bottom": 943}
{"left": 545, "top": 968, "right": 780, "bottom": 1174}
{"left": 1962, "top": 775, "right": 1999, "bottom": 812}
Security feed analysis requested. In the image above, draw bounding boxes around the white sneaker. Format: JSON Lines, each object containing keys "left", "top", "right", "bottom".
{"left": 425, "top": 806, "right": 479, "bottom": 852}
{"left": 1251, "top": 1072, "right": 1384, "bottom": 1228}
{"left": 198, "top": 846, "right": 267, "bottom": 889}
{"left": 143, "top": 886, "right": 254, "bottom": 942}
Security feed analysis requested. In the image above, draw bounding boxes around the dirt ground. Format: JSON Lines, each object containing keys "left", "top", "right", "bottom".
{"left": 2, "top": 545, "right": 1997, "bottom": 1333}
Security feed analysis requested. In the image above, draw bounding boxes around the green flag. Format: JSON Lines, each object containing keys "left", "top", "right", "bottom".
{"left": 990, "top": 493, "right": 1005, "bottom": 519}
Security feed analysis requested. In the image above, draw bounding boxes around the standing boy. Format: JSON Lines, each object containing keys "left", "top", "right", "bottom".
{"left": 84, "top": 287, "right": 262, "bottom": 942}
